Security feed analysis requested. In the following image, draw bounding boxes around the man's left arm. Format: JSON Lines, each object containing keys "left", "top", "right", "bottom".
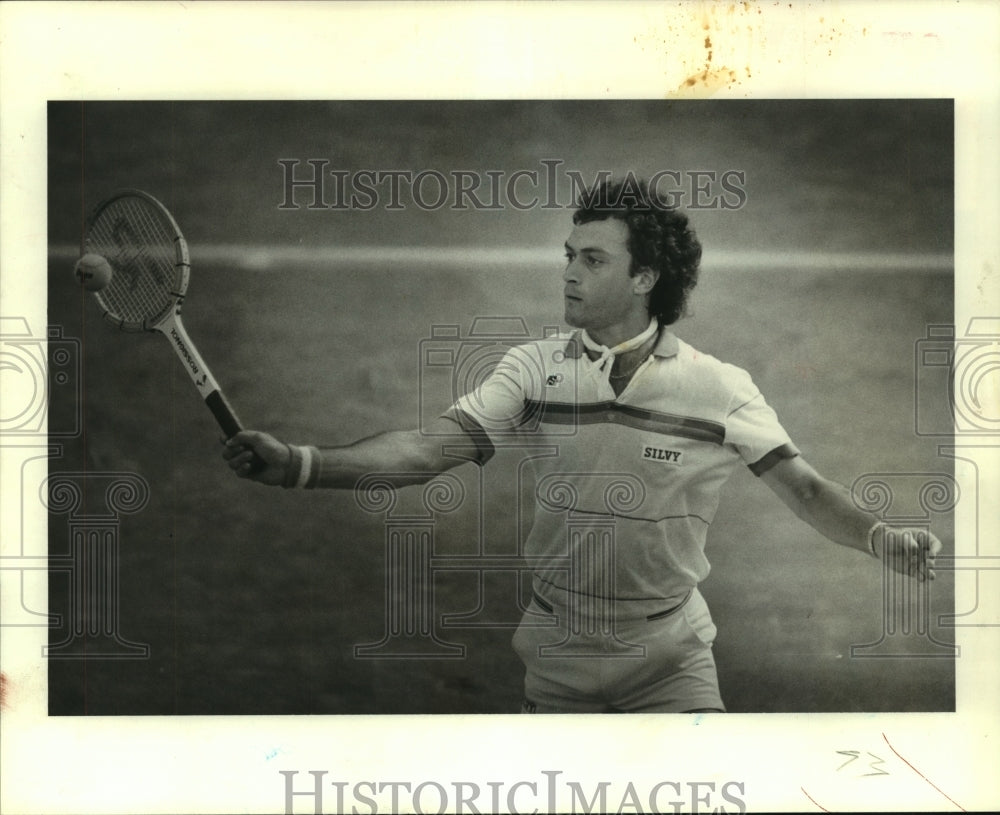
{"left": 759, "top": 455, "right": 941, "bottom": 582}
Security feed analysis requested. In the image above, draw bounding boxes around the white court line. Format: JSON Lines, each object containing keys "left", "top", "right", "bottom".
{"left": 49, "top": 244, "right": 953, "bottom": 272}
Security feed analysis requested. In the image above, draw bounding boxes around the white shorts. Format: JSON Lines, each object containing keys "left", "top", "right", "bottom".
{"left": 512, "top": 586, "right": 724, "bottom": 713}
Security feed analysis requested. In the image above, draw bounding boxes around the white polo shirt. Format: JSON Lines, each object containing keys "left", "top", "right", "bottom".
{"left": 444, "top": 328, "right": 799, "bottom": 614}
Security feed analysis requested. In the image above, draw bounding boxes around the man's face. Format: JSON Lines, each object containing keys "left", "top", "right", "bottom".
{"left": 562, "top": 217, "right": 647, "bottom": 334}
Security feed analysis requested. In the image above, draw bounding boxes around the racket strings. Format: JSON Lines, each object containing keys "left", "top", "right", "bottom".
{"left": 88, "top": 196, "right": 186, "bottom": 328}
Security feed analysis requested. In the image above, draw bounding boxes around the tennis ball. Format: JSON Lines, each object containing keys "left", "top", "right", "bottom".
{"left": 74, "top": 253, "right": 113, "bottom": 291}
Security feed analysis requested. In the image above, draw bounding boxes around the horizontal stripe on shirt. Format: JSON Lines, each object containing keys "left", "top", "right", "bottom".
{"left": 523, "top": 400, "right": 726, "bottom": 445}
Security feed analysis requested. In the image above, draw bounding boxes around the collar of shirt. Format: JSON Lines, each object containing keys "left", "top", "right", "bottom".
{"left": 563, "top": 324, "right": 679, "bottom": 362}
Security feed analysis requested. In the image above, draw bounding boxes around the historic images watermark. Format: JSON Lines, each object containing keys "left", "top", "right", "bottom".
{"left": 0, "top": 316, "right": 150, "bottom": 659}
{"left": 353, "top": 318, "right": 650, "bottom": 660}
{"left": 354, "top": 316, "right": 972, "bottom": 664}
{"left": 0, "top": 316, "right": 81, "bottom": 439}
{"left": 278, "top": 161, "right": 748, "bottom": 212}
{"left": 911, "top": 318, "right": 1000, "bottom": 633}
{"left": 279, "top": 769, "right": 748, "bottom": 815}
{"left": 849, "top": 470, "right": 958, "bottom": 658}
{"left": 915, "top": 318, "right": 1000, "bottom": 437}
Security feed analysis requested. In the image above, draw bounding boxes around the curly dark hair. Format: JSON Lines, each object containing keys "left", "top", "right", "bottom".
{"left": 572, "top": 177, "right": 702, "bottom": 326}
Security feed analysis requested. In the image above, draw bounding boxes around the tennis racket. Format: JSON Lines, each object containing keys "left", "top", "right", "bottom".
{"left": 82, "top": 189, "right": 263, "bottom": 469}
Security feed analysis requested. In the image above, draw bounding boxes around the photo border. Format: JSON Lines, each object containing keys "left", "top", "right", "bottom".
{"left": 2, "top": 2, "right": 997, "bottom": 813}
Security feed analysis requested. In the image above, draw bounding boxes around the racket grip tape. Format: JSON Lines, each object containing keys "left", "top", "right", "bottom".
{"left": 206, "top": 389, "right": 244, "bottom": 439}
{"left": 206, "top": 390, "right": 266, "bottom": 474}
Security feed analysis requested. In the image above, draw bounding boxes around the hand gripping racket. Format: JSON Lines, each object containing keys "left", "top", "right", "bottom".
{"left": 82, "top": 189, "right": 263, "bottom": 469}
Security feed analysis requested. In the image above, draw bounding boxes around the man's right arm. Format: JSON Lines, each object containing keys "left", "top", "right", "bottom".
{"left": 222, "top": 415, "right": 479, "bottom": 489}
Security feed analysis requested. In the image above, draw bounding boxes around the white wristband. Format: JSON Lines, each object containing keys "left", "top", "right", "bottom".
{"left": 867, "top": 521, "right": 885, "bottom": 558}
{"left": 296, "top": 445, "right": 313, "bottom": 489}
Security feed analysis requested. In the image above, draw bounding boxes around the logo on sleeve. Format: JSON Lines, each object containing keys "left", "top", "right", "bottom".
{"left": 642, "top": 446, "right": 684, "bottom": 465}
{"left": 546, "top": 373, "right": 564, "bottom": 386}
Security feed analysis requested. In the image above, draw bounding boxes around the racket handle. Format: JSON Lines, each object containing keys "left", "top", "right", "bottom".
{"left": 206, "top": 389, "right": 244, "bottom": 438}
{"left": 206, "top": 390, "right": 266, "bottom": 474}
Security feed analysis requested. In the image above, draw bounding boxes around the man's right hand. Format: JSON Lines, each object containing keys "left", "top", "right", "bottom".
{"left": 222, "top": 431, "right": 291, "bottom": 486}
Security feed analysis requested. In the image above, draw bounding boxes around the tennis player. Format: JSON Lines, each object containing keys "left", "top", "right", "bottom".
{"left": 223, "top": 178, "right": 941, "bottom": 713}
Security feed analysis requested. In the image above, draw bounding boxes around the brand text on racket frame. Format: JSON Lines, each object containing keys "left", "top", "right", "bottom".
{"left": 279, "top": 770, "right": 747, "bottom": 814}
{"left": 277, "top": 160, "right": 748, "bottom": 212}
{"left": 169, "top": 327, "right": 200, "bottom": 377}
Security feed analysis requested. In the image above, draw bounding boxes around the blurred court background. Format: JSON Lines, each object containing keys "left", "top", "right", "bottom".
{"left": 46, "top": 100, "right": 955, "bottom": 714}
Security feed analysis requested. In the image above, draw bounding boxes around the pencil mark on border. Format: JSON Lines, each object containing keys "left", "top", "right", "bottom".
{"left": 881, "top": 732, "right": 966, "bottom": 811}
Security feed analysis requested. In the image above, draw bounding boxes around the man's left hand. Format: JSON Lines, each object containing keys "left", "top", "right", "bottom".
{"left": 874, "top": 525, "right": 942, "bottom": 582}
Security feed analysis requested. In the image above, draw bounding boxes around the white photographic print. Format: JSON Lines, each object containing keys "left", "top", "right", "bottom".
{"left": 2, "top": 3, "right": 998, "bottom": 814}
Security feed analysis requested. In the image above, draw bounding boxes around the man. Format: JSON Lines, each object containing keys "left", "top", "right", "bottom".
{"left": 223, "top": 178, "right": 940, "bottom": 713}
